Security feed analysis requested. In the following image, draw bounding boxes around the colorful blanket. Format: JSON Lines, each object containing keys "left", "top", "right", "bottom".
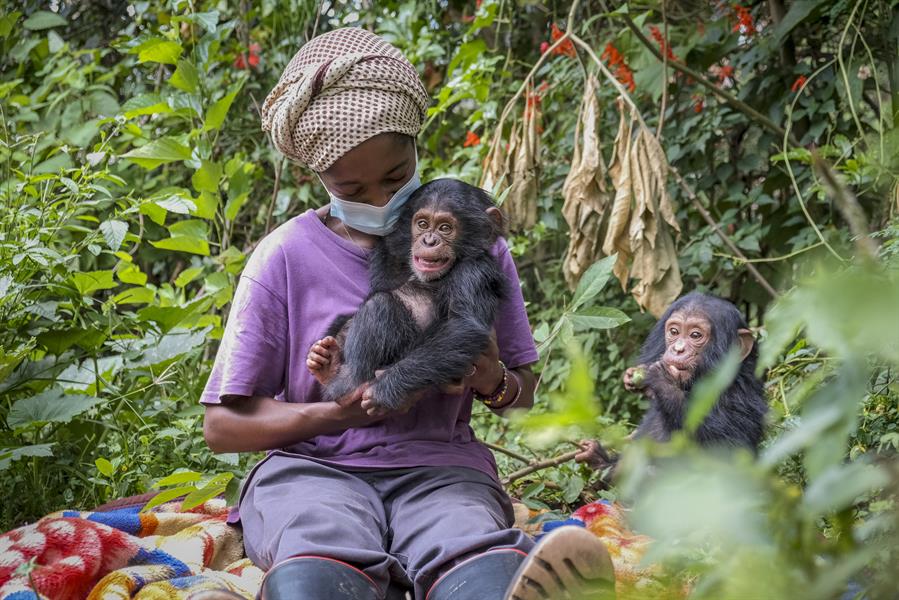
{"left": 0, "top": 500, "right": 262, "bottom": 599}
{"left": 1, "top": 498, "right": 679, "bottom": 599}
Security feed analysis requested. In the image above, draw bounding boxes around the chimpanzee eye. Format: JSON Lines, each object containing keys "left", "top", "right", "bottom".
{"left": 438, "top": 223, "right": 452, "bottom": 234}
{"left": 668, "top": 327, "right": 679, "bottom": 336}
{"left": 690, "top": 331, "right": 703, "bottom": 340}
{"left": 416, "top": 220, "right": 428, "bottom": 230}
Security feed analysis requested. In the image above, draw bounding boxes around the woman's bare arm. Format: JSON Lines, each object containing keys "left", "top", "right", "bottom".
{"left": 203, "top": 389, "right": 380, "bottom": 453}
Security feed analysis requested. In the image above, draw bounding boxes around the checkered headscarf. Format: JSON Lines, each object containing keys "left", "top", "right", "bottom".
{"left": 261, "top": 28, "right": 429, "bottom": 172}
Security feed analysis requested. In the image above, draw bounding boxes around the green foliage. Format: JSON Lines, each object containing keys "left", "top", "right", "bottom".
{"left": 1, "top": 0, "right": 898, "bottom": 596}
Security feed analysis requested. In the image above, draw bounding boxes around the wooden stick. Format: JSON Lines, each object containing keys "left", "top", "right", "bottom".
{"left": 502, "top": 449, "right": 581, "bottom": 485}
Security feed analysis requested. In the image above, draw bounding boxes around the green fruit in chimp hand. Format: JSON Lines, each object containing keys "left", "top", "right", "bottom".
{"left": 631, "top": 367, "right": 646, "bottom": 385}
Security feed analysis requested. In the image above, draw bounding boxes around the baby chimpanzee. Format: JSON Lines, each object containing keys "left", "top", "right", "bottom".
{"left": 578, "top": 293, "right": 768, "bottom": 471}
{"left": 307, "top": 178, "right": 507, "bottom": 413}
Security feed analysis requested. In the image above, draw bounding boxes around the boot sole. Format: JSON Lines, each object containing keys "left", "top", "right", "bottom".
{"left": 506, "top": 526, "right": 616, "bottom": 600}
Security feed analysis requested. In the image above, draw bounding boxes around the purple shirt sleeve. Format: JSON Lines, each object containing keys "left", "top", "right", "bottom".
{"left": 493, "top": 239, "right": 539, "bottom": 369}
{"left": 201, "top": 240, "right": 290, "bottom": 405}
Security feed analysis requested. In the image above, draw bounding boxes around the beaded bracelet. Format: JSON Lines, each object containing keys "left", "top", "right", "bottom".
{"left": 475, "top": 361, "right": 517, "bottom": 410}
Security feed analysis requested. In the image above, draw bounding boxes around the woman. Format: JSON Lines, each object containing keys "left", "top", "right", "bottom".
{"left": 201, "top": 28, "right": 611, "bottom": 600}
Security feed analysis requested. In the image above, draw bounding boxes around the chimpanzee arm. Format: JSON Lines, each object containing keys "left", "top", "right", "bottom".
{"left": 367, "top": 257, "right": 507, "bottom": 410}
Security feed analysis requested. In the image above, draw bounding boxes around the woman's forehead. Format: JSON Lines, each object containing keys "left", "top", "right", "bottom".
{"left": 323, "top": 133, "right": 414, "bottom": 183}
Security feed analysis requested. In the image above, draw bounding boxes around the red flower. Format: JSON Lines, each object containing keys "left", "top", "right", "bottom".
{"left": 649, "top": 25, "right": 678, "bottom": 61}
{"left": 791, "top": 75, "right": 807, "bottom": 93}
{"left": 540, "top": 41, "right": 550, "bottom": 55}
{"left": 549, "top": 23, "right": 577, "bottom": 58}
{"left": 692, "top": 94, "right": 704, "bottom": 113}
{"left": 248, "top": 43, "right": 261, "bottom": 68}
{"left": 233, "top": 53, "right": 247, "bottom": 69}
{"left": 601, "top": 43, "right": 636, "bottom": 92}
{"left": 709, "top": 63, "right": 735, "bottom": 87}
{"left": 732, "top": 4, "right": 756, "bottom": 36}
{"left": 463, "top": 131, "right": 481, "bottom": 147}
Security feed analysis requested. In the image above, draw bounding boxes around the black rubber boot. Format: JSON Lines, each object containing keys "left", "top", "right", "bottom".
{"left": 261, "top": 556, "right": 381, "bottom": 600}
{"left": 426, "top": 549, "right": 526, "bottom": 600}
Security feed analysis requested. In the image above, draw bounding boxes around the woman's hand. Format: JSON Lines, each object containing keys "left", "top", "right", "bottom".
{"left": 440, "top": 331, "right": 503, "bottom": 396}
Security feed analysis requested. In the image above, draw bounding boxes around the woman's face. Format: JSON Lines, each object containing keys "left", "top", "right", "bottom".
{"left": 319, "top": 133, "right": 416, "bottom": 208}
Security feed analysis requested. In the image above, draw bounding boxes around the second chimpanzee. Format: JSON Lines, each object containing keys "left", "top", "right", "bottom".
{"left": 578, "top": 292, "right": 768, "bottom": 470}
{"left": 307, "top": 178, "right": 507, "bottom": 412}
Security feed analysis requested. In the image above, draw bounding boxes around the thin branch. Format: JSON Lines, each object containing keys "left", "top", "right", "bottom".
{"left": 669, "top": 167, "right": 779, "bottom": 298}
{"left": 502, "top": 450, "right": 581, "bottom": 485}
{"left": 265, "top": 157, "right": 285, "bottom": 235}
{"left": 812, "top": 152, "right": 879, "bottom": 261}
{"left": 657, "top": 0, "right": 669, "bottom": 137}
{"left": 483, "top": 441, "right": 531, "bottom": 464}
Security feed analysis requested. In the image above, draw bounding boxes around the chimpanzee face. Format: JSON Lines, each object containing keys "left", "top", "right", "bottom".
{"left": 661, "top": 309, "right": 712, "bottom": 384}
{"left": 409, "top": 206, "right": 459, "bottom": 282}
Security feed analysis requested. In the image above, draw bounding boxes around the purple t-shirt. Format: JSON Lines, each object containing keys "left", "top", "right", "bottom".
{"left": 201, "top": 208, "right": 538, "bottom": 479}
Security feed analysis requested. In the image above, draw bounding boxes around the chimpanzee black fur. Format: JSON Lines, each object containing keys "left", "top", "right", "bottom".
{"left": 633, "top": 292, "right": 768, "bottom": 450}
{"left": 320, "top": 178, "right": 508, "bottom": 410}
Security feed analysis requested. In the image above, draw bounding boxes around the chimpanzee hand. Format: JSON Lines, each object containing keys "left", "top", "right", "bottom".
{"left": 574, "top": 439, "right": 617, "bottom": 471}
{"left": 360, "top": 369, "right": 426, "bottom": 417}
{"left": 642, "top": 361, "right": 689, "bottom": 399}
{"left": 332, "top": 383, "right": 387, "bottom": 429}
{"left": 623, "top": 364, "right": 649, "bottom": 392}
{"left": 307, "top": 336, "right": 340, "bottom": 386}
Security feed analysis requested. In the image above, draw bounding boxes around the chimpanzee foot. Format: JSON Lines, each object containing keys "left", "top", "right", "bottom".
{"left": 306, "top": 336, "right": 341, "bottom": 385}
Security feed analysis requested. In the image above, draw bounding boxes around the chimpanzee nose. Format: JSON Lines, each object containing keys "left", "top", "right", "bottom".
{"left": 673, "top": 339, "right": 686, "bottom": 353}
{"left": 422, "top": 233, "right": 438, "bottom": 247}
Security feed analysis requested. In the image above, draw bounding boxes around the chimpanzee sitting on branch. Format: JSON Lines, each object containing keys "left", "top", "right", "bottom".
{"left": 577, "top": 292, "right": 768, "bottom": 470}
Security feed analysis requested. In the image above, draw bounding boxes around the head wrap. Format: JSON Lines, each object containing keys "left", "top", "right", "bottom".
{"left": 261, "top": 28, "right": 430, "bottom": 172}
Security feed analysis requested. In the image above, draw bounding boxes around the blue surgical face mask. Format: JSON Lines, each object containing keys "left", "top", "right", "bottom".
{"left": 323, "top": 152, "right": 421, "bottom": 236}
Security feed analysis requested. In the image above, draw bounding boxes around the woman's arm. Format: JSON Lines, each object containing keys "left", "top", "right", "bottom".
{"left": 465, "top": 334, "right": 535, "bottom": 413}
{"left": 203, "top": 389, "right": 380, "bottom": 453}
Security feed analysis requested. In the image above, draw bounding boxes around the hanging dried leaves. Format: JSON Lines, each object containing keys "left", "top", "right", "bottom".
{"left": 482, "top": 82, "right": 540, "bottom": 231}
{"left": 602, "top": 100, "right": 682, "bottom": 316}
{"left": 562, "top": 75, "right": 610, "bottom": 287}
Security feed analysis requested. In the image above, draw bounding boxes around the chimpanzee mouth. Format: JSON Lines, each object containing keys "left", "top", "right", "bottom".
{"left": 413, "top": 255, "right": 450, "bottom": 272}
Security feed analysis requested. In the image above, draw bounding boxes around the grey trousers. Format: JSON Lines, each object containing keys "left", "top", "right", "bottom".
{"left": 239, "top": 454, "right": 534, "bottom": 599}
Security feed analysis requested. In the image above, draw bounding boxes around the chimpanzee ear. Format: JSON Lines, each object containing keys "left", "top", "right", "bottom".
{"left": 485, "top": 206, "right": 506, "bottom": 237}
{"left": 737, "top": 328, "right": 755, "bottom": 361}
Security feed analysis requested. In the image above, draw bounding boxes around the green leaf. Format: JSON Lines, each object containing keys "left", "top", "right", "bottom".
{"left": 0, "top": 444, "right": 54, "bottom": 471}
{"left": 571, "top": 255, "right": 617, "bottom": 311}
{"left": 155, "top": 194, "right": 197, "bottom": 214}
{"left": 150, "top": 236, "right": 210, "bottom": 255}
{"left": 802, "top": 463, "right": 889, "bottom": 518}
{"left": 685, "top": 348, "right": 741, "bottom": 433}
{"left": 203, "top": 88, "right": 240, "bottom": 132}
{"left": 23, "top": 10, "right": 67, "bottom": 30}
{"left": 169, "top": 59, "right": 199, "bottom": 93}
{"left": 175, "top": 266, "right": 204, "bottom": 288}
{"left": 0, "top": 12, "right": 22, "bottom": 38}
{"left": 138, "top": 39, "right": 183, "bottom": 65}
{"left": 7, "top": 389, "right": 103, "bottom": 428}
{"left": 71, "top": 270, "right": 117, "bottom": 295}
{"left": 116, "top": 264, "right": 147, "bottom": 286}
{"left": 191, "top": 161, "right": 222, "bottom": 194}
{"left": 113, "top": 287, "right": 155, "bottom": 305}
{"left": 95, "top": 457, "right": 114, "bottom": 478}
{"left": 182, "top": 472, "right": 233, "bottom": 510}
{"left": 569, "top": 306, "right": 630, "bottom": 332}
{"left": 121, "top": 93, "right": 172, "bottom": 119}
{"left": 770, "top": 0, "right": 827, "bottom": 46}
{"left": 192, "top": 11, "right": 219, "bottom": 34}
{"left": 133, "top": 327, "right": 208, "bottom": 366}
{"left": 193, "top": 191, "right": 218, "bottom": 220}
{"left": 99, "top": 220, "right": 128, "bottom": 251}
{"left": 142, "top": 486, "right": 195, "bottom": 512}
{"left": 224, "top": 193, "right": 248, "bottom": 221}
{"left": 123, "top": 138, "right": 192, "bottom": 169}
{"left": 154, "top": 470, "right": 202, "bottom": 488}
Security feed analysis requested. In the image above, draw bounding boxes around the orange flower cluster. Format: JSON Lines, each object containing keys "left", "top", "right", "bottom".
{"left": 463, "top": 131, "right": 481, "bottom": 147}
{"left": 546, "top": 23, "right": 577, "bottom": 58}
{"left": 692, "top": 94, "right": 704, "bottom": 113}
{"left": 524, "top": 81, "right": 550, "bottom": 122}
{"left": 791, "top": 75, "right": 807, "bottom": 93}
{"left": 732, "top": 4, "right": 756, "bottom": 36}
{"left": 709, "top": 63, "right": 735, "bottom": 87}
{"left": 601, "top": 43, "right": 636, "bottom": 92}
{"left": 649, "top": 25, "right": 678, "bottom": 61}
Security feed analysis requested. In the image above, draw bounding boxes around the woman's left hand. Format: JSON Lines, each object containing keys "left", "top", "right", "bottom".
{"left": 441, "top": 330, "right": 504, "bottom": 396}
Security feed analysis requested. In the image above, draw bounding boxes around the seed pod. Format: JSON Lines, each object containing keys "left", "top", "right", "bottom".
{"left": 631, "top": 366, "right": 646, "bottom": 386}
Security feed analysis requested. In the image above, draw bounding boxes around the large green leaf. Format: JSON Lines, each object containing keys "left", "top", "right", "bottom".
{"left": 7, "top": 389, "right": 103, "bottom": 429}
{"left": 99, "top": 220, "right": 128, "bottom": 251}
{"left": 191, "top": 161, "right": 222, "bottom": 194}
{"left": 203, "top": 86, "right": 241, "bottom": 132}
{"left": 169, "top": 59, "right": 199, "bottom": 93}
{"left": 137, "top": 39, "right": 183, "bottom": 65}
{"left": 71, "top": 270, "right": 117, "bottom": 295}
{"left": 0, "top": 444, "right": 55, "bottom": 471}
{"left": 150, "top": 236, "right": 210, "bottom": 255}
{"left": 23, "top": 11, "right": 66, "bottom": 30}
{"left": 571, "top": 254, "right": 617, "bottom": 311}
{"left": 121, "top": 93, "right": 172, "bottom": 119}
{"left": 568, "top": 306, "right": 630, "bottom": 332}
{"left": 123, "top": 138, "right": 192, "bottom": 169}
